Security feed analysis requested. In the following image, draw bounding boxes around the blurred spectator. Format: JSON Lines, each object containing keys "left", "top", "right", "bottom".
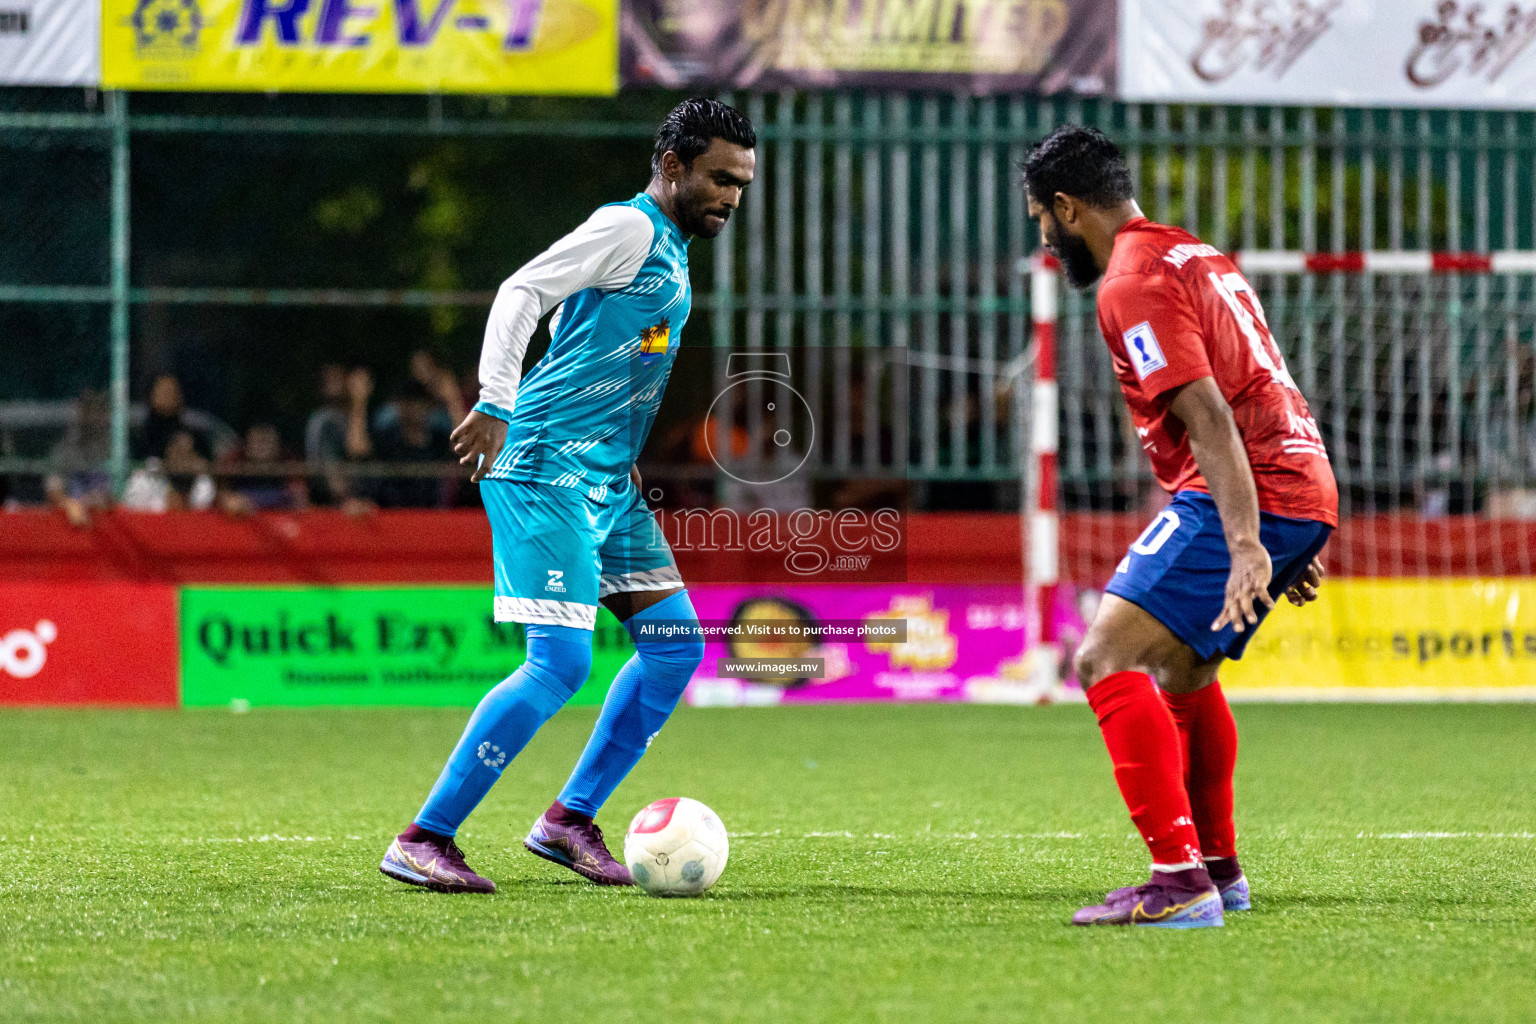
{"left": 135, "top": 374, "right": 211, "bottom": 462}
{"left": 344, "top": 367, "right": 376, "bottom": 462}
{"left": 367, "top": 379, "right": 454, "bottom": 509}
{"left": 375, "top": 350, "right": 468, "bottom": 436}
{"left": 44, "top": 388, "right": 114, "bottom": 528}
{"left": 305, "top": 363, "right": 351, "bottom": 505}
{"left": 163, "top": 430, "right": 218, "bottom": 511}
{"left": 831, "top": 375, "right": 904, "bottom": 512}
{"left": 120, "top": 460, "right": 171, "bottom": 512}
{"left": 225, "top": 423, "right": 308, "bottom": 512}
{"left": 122, "top": 429, "right": 251, "bottom": 515}
{"left": 656, "top": 409, "right": 751, "bottom": 508}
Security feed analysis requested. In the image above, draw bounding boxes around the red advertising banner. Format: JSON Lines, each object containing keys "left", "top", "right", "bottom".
{"left": 0, "top": 584, "right": 179, "bottom": 706}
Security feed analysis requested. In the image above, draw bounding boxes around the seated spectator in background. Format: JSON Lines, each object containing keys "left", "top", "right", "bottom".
{"left": 122, "top": 430, "right": 248, "bottom": 516}
{"left": 45, "top": 388, "right": 114, "bottom": 528}
{"left": 225, "top": 423, "right": 308, "bottom": 512}
{"left": 163, "top": 430, "right": 218, "bottom": 511}
{"left": 366, "top": 379, "right": 453, "bottom": 509}
{"left": 305, "top": 363, "right": 352, "bottom": 505}
{"left": 135, "top": 374, "right": 211, "bottom": 462}
{"left": 374, "top": 350, "right": 467, "bottom": 436}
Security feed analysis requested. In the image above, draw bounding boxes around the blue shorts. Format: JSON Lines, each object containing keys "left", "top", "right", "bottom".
{"left": 483, "top": 478, "right": 680, "bottom": 630}
{"left": 1105, "top": 491, "right": 1332, "bottom": 661}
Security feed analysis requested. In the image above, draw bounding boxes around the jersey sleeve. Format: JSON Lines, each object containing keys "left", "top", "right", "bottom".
{"left": 1098, "top": 271, "right": 1212, "bottom": 401}
{"left": 476, "top": 205, "right": 655, "bottom": 418}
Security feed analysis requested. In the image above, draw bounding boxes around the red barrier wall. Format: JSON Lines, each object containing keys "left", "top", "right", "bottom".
{"left": 0, "top": 583, "right": 179, "bottom": 706}
{"left": 1, "top": 510, "right": 1530, "bottom": 586}
{"left": 0, "top": 510, "right": 1027, "bottom": 584}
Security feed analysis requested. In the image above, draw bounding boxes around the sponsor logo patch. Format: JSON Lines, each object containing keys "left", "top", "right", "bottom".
{"left": 1123, "top": 321, "right": 1169, "bottom": 380}
{"left": 639, "top": 318, "right": 671, "bottom": 365}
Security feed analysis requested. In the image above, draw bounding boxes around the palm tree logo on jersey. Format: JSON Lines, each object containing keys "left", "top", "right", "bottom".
{"left": 639, "top": 319, "right": 671, "bottom": 365}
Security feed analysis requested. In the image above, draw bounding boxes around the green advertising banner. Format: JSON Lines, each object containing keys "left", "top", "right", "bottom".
{"left": 181, "top": 587, "right": 631, "bottom": 707}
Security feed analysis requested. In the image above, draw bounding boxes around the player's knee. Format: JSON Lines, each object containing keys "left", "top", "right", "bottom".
{"left": 629, "top": 591, "right": 704, "bottom": 690}
{"left": 1153, "top": 666, "right": 1219, "bottom": 696}
{"left": 1072, "top": 645, "right": 1102, "bottom": 688}
{"left": 1074, "top": 636, "right": 1134, "bottom": 689}
{"left": 524, "top": 627, "right": 594, "bottom": 699}
{"left": 639, "top": 630, "right": 704, "bottom": 687}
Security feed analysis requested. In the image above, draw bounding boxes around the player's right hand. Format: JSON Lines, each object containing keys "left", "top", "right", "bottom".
{"left": 450, "top": 410, "right": 508, "bottom": 483}
{"left": 1212, "top": 540, "right": 1274, "bottom": 634}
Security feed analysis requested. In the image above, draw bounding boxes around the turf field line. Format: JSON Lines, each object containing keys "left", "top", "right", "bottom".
{"left": 1356, "top": 831, "right": 1536, "bottom": 839}
{"left": 3, "top": 830, "right": 1529, "bottom": 847}
{"left": 187, "top": 835, "right": 368, "bottom": 843}
{"left": 729, "top": 830, "right": 1088, "bottom": 840}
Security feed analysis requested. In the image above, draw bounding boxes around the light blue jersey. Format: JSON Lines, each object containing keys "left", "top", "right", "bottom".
{"left": 472, "top": 192, "right": 691, "bottom": 628}
{"left": 475, "top": 192, "right": 690, "bottom": 494}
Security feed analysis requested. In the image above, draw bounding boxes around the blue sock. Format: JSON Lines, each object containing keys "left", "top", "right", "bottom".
{"left": 414, "top": 624, "right": 592, "bottom": 837}
{"left": 557, "top": 590, "right": 704, "bottom": 818}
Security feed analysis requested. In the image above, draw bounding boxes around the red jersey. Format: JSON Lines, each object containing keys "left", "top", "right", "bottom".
{"left": 1095, "top": 218, "right": 1338, "bottom": 527}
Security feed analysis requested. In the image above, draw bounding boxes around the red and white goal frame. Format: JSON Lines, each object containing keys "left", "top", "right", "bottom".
{"left": 1024, "top": 249, "right": 1536, "bottom": 695}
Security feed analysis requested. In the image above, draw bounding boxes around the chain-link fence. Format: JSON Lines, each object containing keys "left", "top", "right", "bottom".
{"left": 5, "top": 89, "right": 1536, "bottom": 520}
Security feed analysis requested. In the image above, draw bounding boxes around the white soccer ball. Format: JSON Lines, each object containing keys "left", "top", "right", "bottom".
{"left": 624, "top": 797, "right": 729, "bottom": 897}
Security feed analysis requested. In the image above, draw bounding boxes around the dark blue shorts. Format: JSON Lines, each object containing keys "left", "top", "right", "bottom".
{"left": 1104, "top": 491, "right": 1333, "bottom": 661}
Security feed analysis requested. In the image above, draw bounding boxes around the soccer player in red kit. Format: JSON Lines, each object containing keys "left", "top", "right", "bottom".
{"left": 1022, "top": 125, "right": 1337, "bottom": 928}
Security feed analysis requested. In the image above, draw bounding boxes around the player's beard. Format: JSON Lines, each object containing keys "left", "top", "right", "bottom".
{"left": 677, "top": 182, "right": 731, "bottom": 239}
{"left": 1050, "top": 227, "right": 1103, "bottom": 289}
{"left": 1044, "top": 214, "right": 1105, "bottom": 288}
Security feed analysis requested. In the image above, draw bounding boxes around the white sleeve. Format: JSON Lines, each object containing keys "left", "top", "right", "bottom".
{"left": 476, "top": 204, "right": 655, "bottom": 416}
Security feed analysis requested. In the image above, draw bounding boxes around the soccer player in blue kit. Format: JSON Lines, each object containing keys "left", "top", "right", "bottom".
{"left": 380, "top": 99, "right": 756, "bottom": 893}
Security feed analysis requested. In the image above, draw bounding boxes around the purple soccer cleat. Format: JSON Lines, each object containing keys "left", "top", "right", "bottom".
{"left": 1072, "top": 866, "right": 1224, "bottom": 928}
{"left": 1206, "top": 857, "right": 1251, "bottom": 911}
{"left": 379, "top": 827, "right": 496, "bottom": 894}
{"left": 1217, "top": 873, "right": 1251, "bottom": 911}
{"left": 523, "top": 805, "right": 632, "bottom": 886}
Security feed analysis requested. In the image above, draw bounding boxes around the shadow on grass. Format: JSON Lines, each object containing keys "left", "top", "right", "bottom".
{"left": 451, "top": 878, "right": 1104, "bottom": 907}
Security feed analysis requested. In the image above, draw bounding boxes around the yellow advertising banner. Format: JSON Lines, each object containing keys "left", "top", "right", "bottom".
{"left": 102, "top": 0, "right": 616, "bottom": 93}
{"left": 1225, "top": 578, "right": 1536, "bottom": 699}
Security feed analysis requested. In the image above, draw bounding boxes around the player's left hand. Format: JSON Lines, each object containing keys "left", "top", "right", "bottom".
{"left": 1284, "top": 556, "right": 1326, "bottom": 606}
{"left": 450, "top": 410, "right": 508, "bottom": 483}
{"left": 630, "top": 464, "right": 643, "bottom": 491}
{"left": 1213, "top": 540, "right": 1274, "bottom": 634}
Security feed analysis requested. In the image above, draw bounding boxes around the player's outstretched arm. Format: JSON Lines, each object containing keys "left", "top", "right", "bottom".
{"left": 1168, "top": 375, "right": 1274, "bottom": 634}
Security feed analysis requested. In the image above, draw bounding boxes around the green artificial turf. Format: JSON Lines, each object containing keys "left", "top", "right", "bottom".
{"left": 1, "top": 703, "right": 1532, "bottom": 1023}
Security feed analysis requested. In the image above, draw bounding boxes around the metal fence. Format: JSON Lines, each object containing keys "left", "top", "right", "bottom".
{"left": 4, "top": 90, "right": 1535, "bottom": 510}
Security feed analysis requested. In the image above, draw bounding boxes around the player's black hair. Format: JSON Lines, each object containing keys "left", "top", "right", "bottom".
{"left": 1020, "top": 124, "right": 1135, "bottom": 210}
{"left": 651, "top": 98, "right": 757, "bottom": 177}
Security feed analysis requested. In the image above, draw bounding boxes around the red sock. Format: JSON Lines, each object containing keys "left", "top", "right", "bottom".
{"left": 1086, "top": 670, "right": 1203, "bottom": 867}
{"left": 1161, "top": 681, "right": 1238, "bottom": 860}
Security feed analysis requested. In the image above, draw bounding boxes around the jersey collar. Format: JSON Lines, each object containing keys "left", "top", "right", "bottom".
{"left": 636, "top": 192, "right": 689, "bottom": 245}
